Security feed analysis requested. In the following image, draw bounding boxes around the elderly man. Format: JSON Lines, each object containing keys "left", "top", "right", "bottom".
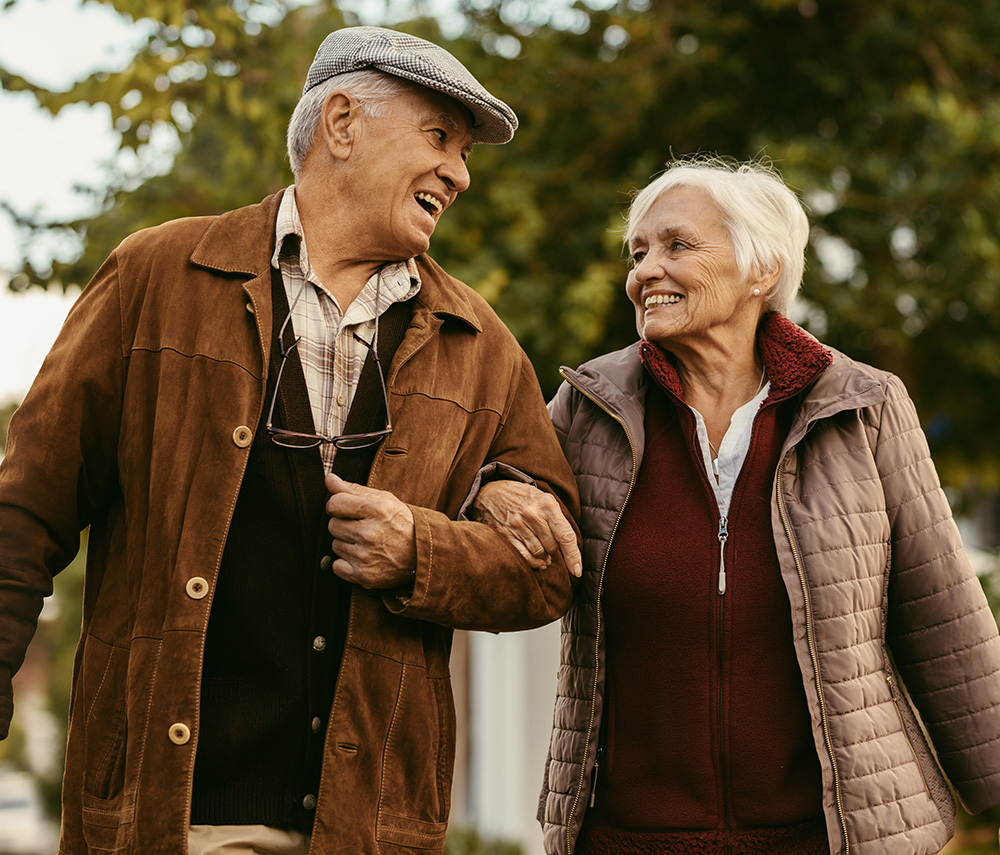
{"left": 0, "top": 27, "right": 580, "bottom": 855}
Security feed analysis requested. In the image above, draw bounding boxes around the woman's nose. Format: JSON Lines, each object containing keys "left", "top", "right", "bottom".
{"left": 634, "top": 253, "right": 664, "bottom": 284}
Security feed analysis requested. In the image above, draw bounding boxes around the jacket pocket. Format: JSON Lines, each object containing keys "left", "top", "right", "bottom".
{"left": 376, "top": 814, "right": 448, "bottom": 851}
{"left": 78, "top": 635, "right": 130, "bottom": 800}
{"left": 81, "top": 790, "right": 135, "bottom": 854}
{"left": 886, "top": 671, "right": 956, "bottom": 838}
{"left": 376, "top": 664, "right": 455, "bottom": 842}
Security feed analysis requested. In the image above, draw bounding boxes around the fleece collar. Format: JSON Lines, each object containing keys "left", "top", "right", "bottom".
{"left": 639, "top": 312, "right": 833, "bottom": 405}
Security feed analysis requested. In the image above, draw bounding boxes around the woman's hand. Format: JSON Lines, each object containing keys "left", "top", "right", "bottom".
{"left": 470, "top": 481, "right": 582, "bottom": 577}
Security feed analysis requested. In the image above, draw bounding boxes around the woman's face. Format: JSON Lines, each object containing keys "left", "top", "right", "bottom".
{"left": 626, "top": 186, "right": 759, "bottom": 351}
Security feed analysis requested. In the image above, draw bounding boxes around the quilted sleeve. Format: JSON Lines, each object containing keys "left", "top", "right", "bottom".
{"left": 878, "top": 375, "right": 1000, "bottom": 813}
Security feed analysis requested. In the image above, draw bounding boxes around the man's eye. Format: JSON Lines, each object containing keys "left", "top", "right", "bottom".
{"left": 432, "top": 128, "right": 447, "bottom": 142}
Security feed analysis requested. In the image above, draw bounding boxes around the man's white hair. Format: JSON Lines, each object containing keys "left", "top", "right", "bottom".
{"left": 286, "top": 70, "right": 413, "bottom": 177}
{"left": 624, "top": 156, "right": 810, "bottom": 316}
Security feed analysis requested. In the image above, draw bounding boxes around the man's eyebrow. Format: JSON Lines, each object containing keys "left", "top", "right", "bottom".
{"left": 432, "top": 111, "right": 460, "bottom": 130}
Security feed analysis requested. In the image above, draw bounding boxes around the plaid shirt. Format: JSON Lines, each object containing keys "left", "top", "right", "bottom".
{"left": 271, "top": 187, "right": 420, "bottom": 471}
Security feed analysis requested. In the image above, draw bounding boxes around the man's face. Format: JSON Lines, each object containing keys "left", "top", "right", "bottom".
{"left": 349, "top": 85, "right": 474, "bottom": 261}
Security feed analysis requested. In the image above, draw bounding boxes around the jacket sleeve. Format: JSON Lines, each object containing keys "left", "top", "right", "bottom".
{"left": 547, "top": 379, "right": 574, "bottom": 449}
{"left": 385, "top": 355, "right": 580, "bottom": 632}
{"left": 0, "top": 252, "right": 126, "bottom": 740}
{"left": 879, "top": 375, "right": 1000, "bottom": 813}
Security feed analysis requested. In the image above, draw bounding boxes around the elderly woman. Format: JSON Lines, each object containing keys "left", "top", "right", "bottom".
{"left": 474, "top": 158, "right": 1000, "bottom": 855}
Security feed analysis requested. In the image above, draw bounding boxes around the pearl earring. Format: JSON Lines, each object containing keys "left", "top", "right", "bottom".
{"left": 752, "top": 288, "right": 761, "bottom": 297}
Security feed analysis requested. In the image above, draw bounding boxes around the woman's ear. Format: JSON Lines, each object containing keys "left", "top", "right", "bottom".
{"left": 753, "top": 261, "right": 782, "bottom": 299}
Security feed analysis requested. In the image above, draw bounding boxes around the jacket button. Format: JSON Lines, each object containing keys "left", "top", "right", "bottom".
{"left": 312, "top": 636, "right": 327, "bottom": 653}
{"left": 186, "top": 577, "right": 209, "bottom": 600}
{"left": 319, "top": 555, "right": 333, "bottom": 572}
{"left": 232, "top": 426, "right": 253, "bottom": 447}
{"left": 311, "top": 716, "right": 323, "bottom": 734}
{"left": 169, "top": 723, "right": 191, "bottom": 745}
{"left": 302, "top": 794, "right": 317, "bottom": 811}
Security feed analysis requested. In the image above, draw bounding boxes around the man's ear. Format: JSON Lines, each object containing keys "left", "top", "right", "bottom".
{"left": 320, "top": 91, "right": 358, "bottom": 160}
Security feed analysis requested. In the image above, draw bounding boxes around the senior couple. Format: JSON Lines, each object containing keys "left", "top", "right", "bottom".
{"left": 0, "top": 22, "right": 998, "bottom": 855}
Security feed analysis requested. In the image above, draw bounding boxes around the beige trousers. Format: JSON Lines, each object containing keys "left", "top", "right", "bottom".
{"left": 188, "top": 825, "right": 310, "bottom": 855}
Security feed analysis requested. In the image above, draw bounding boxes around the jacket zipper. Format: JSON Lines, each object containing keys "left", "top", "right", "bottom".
{"left": 717, "top": 516, "right": 729, "bottom": 594}
{"left": 561, "top": 371, "right": 638, "bottom": 855}
{"left": 589, "top": 746, "right": 604, "bottom": 808}
{"left": 776, "top": 458, "right": 850, "bottom": 854}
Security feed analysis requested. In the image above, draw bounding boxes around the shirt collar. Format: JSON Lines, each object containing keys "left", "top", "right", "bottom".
{"left": 271, "top": 184, "right": 421, "bottom": 291}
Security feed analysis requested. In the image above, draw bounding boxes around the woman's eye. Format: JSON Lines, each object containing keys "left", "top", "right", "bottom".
{"left": 670, "top": 240, "right": 687, "bottom": 251}
{"left": 629, "top": 250, "right": 646, "bottom": 266}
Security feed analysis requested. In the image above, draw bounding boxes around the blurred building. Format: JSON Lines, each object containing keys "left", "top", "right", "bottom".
{"left": 453, "top": 624, "right": 561, "bottom": 855}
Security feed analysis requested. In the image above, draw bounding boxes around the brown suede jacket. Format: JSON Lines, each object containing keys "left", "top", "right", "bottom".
{"left": 0, "top": 191, "right": 579, "bottom": 855}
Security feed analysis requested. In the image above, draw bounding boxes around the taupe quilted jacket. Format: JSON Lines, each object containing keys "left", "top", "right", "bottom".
{"left": 538, "top": 331, "right": 1000, "bottom": 855}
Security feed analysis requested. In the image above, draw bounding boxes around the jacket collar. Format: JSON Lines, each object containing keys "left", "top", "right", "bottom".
{"left": 188, "top": 189, "right": 483, "bottom": 333}
{"left": 638, "top": 312, "right": 834, "bottom": 405}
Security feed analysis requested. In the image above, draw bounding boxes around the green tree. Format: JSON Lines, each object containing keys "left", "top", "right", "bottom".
{"left": 3, "top": 0, "right": 1000, "bottom": 484}
{"left": 435, "top": 0, "right": 1000, "bottom": 487}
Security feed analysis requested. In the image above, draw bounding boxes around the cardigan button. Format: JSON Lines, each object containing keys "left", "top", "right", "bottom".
{"left": 312, "top": 636, "right": 327, "bottom": 653}
{"left": 168, "top": 723, "right": 191, "bottom": 745}
{"left": 302, "top": 794, "right": 317, "bottom": 811}
{"left": 186, "top": 577, "right": 209, "bottom": 600}
{"left": 311, "top": 716, "right": 323, "bottom": 734}
{"left": 319, "top": 555, "right": 333, "bottom": 573}
{"left": 232, "top": 426, "right": 253, "bottom": 448}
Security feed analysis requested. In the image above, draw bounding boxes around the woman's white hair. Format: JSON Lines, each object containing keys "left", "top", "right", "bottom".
{"left": 286, "top": 70, "right": 414, "bottom": 177}
{"left": 624, "top": 156, "right": 810, "bottom": 316}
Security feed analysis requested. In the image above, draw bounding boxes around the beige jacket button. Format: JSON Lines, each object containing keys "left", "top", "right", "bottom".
{"left": 186, "top": 577, "right": 209, "bottom": 599}
{"left": 169, "top": 723, "right": 191, "bottom": 745}
{"left": 232, "top": 426, "right": 253, "bottom": 447}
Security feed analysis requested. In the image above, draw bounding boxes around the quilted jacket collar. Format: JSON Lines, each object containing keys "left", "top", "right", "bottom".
{"left": 638, "top": 312, "right": 833, "bottom": 405}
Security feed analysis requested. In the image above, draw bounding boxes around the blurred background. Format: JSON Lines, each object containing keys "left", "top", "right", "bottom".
{"left": 2, "top": 0, "right": 1000, "bottom": 852}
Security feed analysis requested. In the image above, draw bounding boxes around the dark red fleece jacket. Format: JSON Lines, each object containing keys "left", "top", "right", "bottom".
{"left": 578, "top": 314, "right": 833, "bottom": 855}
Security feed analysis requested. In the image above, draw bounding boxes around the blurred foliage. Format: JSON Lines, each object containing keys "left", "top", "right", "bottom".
{"left": 445, "top": 826, "right": 522, "bottom": 855}
{"left": 3, "top": 0, "right": 1000, "bottom": 488}
{"left": 0, "top": 400, "right": 16, "bottom": 452}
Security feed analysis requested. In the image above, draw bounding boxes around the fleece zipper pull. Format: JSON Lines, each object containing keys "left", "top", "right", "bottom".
{"left": 717, "top": 516, "right": 729, "bottom": 595}
{"left": 589, "top": 747, "right": 604, "bottom": 807}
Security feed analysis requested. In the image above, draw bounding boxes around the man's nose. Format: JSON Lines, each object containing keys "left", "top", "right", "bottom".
{"left": 441, "top": 152, "right": 471, "bottom": 194}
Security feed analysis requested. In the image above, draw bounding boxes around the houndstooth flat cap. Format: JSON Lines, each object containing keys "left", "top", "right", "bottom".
{"left": 304, "top": 26, "right": 518, "bottom": 145}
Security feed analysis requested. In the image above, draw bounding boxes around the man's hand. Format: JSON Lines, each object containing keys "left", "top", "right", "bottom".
{"left": 325, "top": 473, "right": 417, "bottom": 589}
{"left": 470, "top": 481, "right": 582, "bottom": 577}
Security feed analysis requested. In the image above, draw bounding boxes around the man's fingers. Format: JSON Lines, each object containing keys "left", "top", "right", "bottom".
{"left": 326, "top": 472, "right": 361, "bottom": 495}
{"left": 325, "top": 473, "right": 390, "bottom": 520}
